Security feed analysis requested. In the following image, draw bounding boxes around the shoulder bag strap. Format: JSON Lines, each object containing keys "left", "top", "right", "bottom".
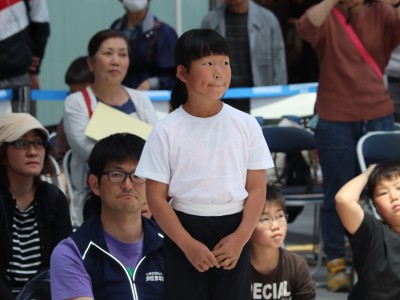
{"left": 332, "top": 7, "right": 383, "bottom": 79}
{"left": 81, "top": 89, "right": 93, "bottom": 118}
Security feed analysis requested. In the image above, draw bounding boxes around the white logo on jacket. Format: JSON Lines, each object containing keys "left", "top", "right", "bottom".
{"left": 145, "top": 272, "right": 164, "bottom": 282}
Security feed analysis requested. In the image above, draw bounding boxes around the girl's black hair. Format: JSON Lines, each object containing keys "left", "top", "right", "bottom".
{"left": 366, "top": 161, "right": 400, "bottom": 200}
{"left": 170, "top": 29, "right": 230, "bottom": 110}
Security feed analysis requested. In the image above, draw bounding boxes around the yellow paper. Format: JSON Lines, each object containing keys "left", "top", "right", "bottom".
{"left": 85, "top": 102, "right": 153, "bottom": 141}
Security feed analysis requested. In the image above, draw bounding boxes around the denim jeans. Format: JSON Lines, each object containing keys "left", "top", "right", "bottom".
{"left": 315, "top": 114, "right": 394, "bottom": 261}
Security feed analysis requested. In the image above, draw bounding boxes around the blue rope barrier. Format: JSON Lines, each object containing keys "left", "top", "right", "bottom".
{"left": 0, "top": 82, "right": 317, "bottom": 102}
{"left": 0, "top": 89, "right": 13, "bottom": 101}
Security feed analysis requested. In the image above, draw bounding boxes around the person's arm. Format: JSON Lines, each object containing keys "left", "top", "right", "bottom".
{"left": 151, "top": 25, "right": 178, "bottom": 90}
{"left": 146, "top": 180, "right": 220, "bottom": 272}
{"left": 212, "top": 169, "right": 266, "bottom": 270}
{"left": 28, "top": 0, "right": 51, "bottom": 88}
{"left": 136, "top": 26, "right": 177, "bottom": 91}
{"left": 306, "top": 0, "right": 340, "bottom": 27}
{"left": 50, "top": 238, "right": 94, "bottom": 300}
{"left": 271, "top": 16, "right": 288, "bottom": 85}
{"left": 63, "top": 92, "right": 96, "bottom": 160}
{"left": 335, "top": 165, "right": 376, "bottom": 235}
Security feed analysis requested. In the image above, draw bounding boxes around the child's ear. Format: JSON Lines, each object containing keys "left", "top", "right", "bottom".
{"left": 88, "top": 174, "right": 101, "bottom": 197}
{"left": 176, "top": 65, "right": 188, "bottom": 82}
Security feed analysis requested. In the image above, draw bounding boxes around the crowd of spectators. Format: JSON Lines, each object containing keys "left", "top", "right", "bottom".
{"left": 2, "top": 0, "right": 400, "bottom": 298}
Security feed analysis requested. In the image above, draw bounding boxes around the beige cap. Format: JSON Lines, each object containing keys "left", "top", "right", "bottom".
{"left": 0, "top": 113, "right": 49, "bottom": 146}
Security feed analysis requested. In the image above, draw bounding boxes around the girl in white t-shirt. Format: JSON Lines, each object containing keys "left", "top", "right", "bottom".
{"left": 135, "top": 28, "right": 273, "bottom": 300}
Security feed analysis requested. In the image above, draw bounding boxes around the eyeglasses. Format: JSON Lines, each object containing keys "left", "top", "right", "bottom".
{"left": 259, "top": 213, "right": 288, "bottom": 226}
{"left": 102, "top": 170, "right": 146, "bottom": 184}
{"left": 10, "top": 139, "right": 47, "bottom": 150}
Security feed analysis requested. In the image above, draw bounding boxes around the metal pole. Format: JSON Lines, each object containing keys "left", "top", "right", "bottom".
{"left": 12, "top": 85, "right": 31, "bottom": 113}
{"left": 175, "top": 0, "right": 182, "bottom": 36}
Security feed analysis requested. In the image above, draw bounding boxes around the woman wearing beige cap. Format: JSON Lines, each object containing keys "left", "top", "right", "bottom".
{"left": 0, "top": 113, "right": 72, "bottom": 299}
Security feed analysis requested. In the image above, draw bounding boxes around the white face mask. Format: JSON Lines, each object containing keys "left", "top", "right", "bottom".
{"left": 122, "top": 0, "right": 148, "bottom": 13}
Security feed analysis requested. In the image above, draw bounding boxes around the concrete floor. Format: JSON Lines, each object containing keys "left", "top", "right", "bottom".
{"left": 285, "top": 205, "right": 350, "bottom": 300}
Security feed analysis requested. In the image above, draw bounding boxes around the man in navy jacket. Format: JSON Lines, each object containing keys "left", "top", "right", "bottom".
{"left": 111, "top": 0, "right": 177, "bottom": 91}
{"left": 50, "top": 133, "right": 164, "bottom": 300}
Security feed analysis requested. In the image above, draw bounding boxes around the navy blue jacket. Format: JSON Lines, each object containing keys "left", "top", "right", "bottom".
{"left": 71, "top": 216, "right": 164, "bottom": 300}
{"left": 110, "top": 10, "right": 177, "bottom": 90}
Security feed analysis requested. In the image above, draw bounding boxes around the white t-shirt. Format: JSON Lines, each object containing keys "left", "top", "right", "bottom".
{"left": 136, "top": 104, "right": 273, "bottom": 216}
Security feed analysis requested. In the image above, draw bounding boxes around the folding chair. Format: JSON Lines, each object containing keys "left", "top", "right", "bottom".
{"left": 262, "top": 126, "right": 324, "bottom": 277}
{"left": 62, "top": 149, "right": 75, "bottom": 204}
{"left": 40, "top": 155, "right": 66, "bottom": 195}
{"left": 356, "top": 130, "right": 400, "bottom": 219}
{"left": 48, "top": 132, "right": 57, "bottom": 147}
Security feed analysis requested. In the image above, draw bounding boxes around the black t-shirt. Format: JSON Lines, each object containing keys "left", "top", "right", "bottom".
{"left": 349, "top": 213, "right": 400, "bottom": 300}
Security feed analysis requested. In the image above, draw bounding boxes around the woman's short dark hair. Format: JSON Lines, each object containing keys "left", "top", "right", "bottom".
{"left": 170, "top": 29, "right": 230, "bottom": 110}
{"left": 87, "top": 29, "right": 129, "bottom": 58}
{"left": 366, "top": 161, "right": 400, "bottom": 200}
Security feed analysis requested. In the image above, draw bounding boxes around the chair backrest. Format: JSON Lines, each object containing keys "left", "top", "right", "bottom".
{"left": 40, "top": 155, "right": 66, "bottom": 195}
{"left": 262, "top": 125, "right": 324, "bottom": 227}
{"left": 262, "top": 126, "right": 316, "bottom": 153}
{"left": 62, "top": 149, "right": 75, "bottom": 203}
{"left": 48, "top": 132, "right": 57, "bottom": 147}
{"left": 262, "top": 125, "right": 322, "bottom": 195}
{"left": 262, "top": 125, "right": 316, "bottom": 187}
{"left": 357, "top": 131, "right": 400, "bottom": 172}
{"left": 356, "top": 131, "right": 400, "bottom": 219}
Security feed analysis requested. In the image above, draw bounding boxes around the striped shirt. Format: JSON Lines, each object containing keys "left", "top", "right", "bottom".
{"left": 6, "top": 202, "right": 42, "bottom": 295}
